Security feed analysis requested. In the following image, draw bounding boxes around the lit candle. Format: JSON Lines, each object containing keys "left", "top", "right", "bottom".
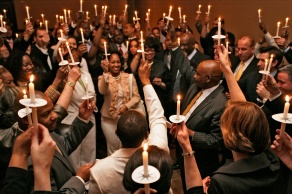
{"left": 60, "top": 29, "right": 63, "bottom": 38}
{"left": 3, "top": 9, "right": 6, "bottom": 18}
{"left": 26, "top": 6, "right": 30, "bottom": 21}
{"left": 280, "top": 95, "right": 290, "bottom": 136}
{"left": 146, "top": 13, "right": 149, "bottom": 21}
{"left": 183, "top": 15, "right": 186, "bottom": 23}
{"left": 104, "top": 41, "right": 108, "bottom": 61}
{"left": 133, "top": 17, "right": 135, "bottom": 24}
{"left": 258, "top": 9, "right": 261, "bottom": 23}
{"left": 102, "top": 6, "right": 104, "bottom": 13}
{"left": 3, "top": 21, "right": 5, "bottom": 27}
{"left": 109, "top": 15, "right": 112, "bottom": 25}
{"left": 56, "top": 15, "right": 59, "bottom": 23}
{"left": 285, "top": 17, "right": 289, "bottom": 27}
{"left": 86, "top": 11, "right": 89, "bottom": 20}
{"left": 23, "top": 89, "right": 33, "bottom": 126}
{"left": 217, "top": 17, "right": 221, "bottom": 45}
{"left": 135, "top": 11, "right": 138, "bottom": 19}
{"left": 60, "top": 16, "right": 63, "bottom": 24}
{"left": 177, "top": 37, "right": 180, "bottom": 46}
{"left": 29, "top": 75, "right": 36, "bottom": 104}
{"left": 163, "top": 13, "right": 165, "bottom": 20}
{"left": 45, "top": 20, "right": 48, "bottom": 33}
{"left": 64, "top": 9, "right": 67, "bottom": 23}
{"left": 166, "top": 6, "right": 172, "bottom": 26}
{"left": 41, "top": 14, "right": 45, "bottom": 23}
{"left": 140, "top": 31, "right": 145, "bottom": 61}
{"left": 124, "top": 4, "right": 128, "bottom": 16}
{"left": 264, "top": 59, "right": 268, "bottom": 72}
{"left": 142, "top": 143, "right": 149, "bottom": 177}
{"left": 197, "top": 5, "right": 201, "bottom": 12}
{"left": 178, "top": 7, "right": 182, "bottom": 21}
{"left": 177, "top": 95, "right": 181, "bottom": 119}
{"left": 126, "top": 41, "right": 129, "bottom": 50}
{"left": 80, "top": 0, "right": 83, "bottom": 12}
{"left": 94, "top": 5, "right": 97, "bottom": 16}
{"left": 16, "top": 33, "right": 18, "bottom": 38}
{"left": 267, "top": 54, "right": 274, "bottom": 73}
{"left": 276, "top": 22, "right": 281, "bottom": 36}
{"left": 68, "top": 10, "right": 71, "bottom": 18}
{"left": 58, "top": 47, "right": 65, "bottom": 61}
{"left": 226, "top": 41, "right": 229, "bottom": 50}
{"left": 207, "top": 5, "right": 211, "bottom": 15}
{"left": 113, "top": 15, "right": 116, "bottom": 25}
{"left": 148, "top": 9, "right": 150, "bottom": 13}
{"left": 80, "top": 28, "right": 84, "bottom": 43}
{"left": 0, "top": 15, "right": 3, "bottom": 27}
{"left": 104, "top": 6, "right": 107, "bottom": 17}
{"left": 142, "top": 143, "right": 149, "bottom": 193}
{"left": 25, "top": 20, "right": 28, "bottom": 25}
{"left": 66, "top": 42, "right": 75, "bottom": 63}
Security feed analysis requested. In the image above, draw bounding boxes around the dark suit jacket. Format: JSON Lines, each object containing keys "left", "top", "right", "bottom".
{"left": 284, "top": 48, "right": 292, "bottom": 64}
{"left": 30, "top": 44, "right": 58, "bottom": 91}
{"left": 230, "top": 56, "right": 260, "bottom": 102}
{"left": 189, "top": 50, "right": 210, "bottom": 70}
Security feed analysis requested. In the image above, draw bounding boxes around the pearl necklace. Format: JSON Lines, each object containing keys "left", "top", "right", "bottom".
{"left": 112, "top": 75, "right": 121, "bottom": 80}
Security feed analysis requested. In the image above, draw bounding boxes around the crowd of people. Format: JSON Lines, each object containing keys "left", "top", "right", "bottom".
{"left": 1, "top": 4, "right": 292, "bottom": 194}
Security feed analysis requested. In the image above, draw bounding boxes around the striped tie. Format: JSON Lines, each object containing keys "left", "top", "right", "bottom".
{"left": 182, "top": 90, "right": 203, "bottom": 116}
{"left": 235, "top": 62, "right": 245, "bottom": 81}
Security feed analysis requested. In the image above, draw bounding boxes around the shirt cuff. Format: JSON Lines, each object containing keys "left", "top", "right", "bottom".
{"left": 76, "top": 176, "right": 86, "bottom": 186}
{"left": 77, "top": 116, "right": 89, "bottom": 123}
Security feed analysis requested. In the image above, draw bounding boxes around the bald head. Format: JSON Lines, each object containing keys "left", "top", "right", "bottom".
{"left": 194, "top": 60, "right": 222, "bottom": 89}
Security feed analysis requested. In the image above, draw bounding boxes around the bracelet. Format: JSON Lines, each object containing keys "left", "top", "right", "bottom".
{"left": 182, "top": 151, "right": 195, "bottom": 157}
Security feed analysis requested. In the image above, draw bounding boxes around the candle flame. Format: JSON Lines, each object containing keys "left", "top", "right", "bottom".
{"left": 30, "top": 75, "right": 34, "bottom": 82}
{"left": 271, "top": 54, "right": 274, "bottom": 58}
{"left": 177, "top": 95, "right": 181, "bottom": 101}
{"left": 286, "top": 95, "right": 289, "bottom": 102}
{"left": 23, "top": 89, "right": 26, "bottom": 95}
{"left": 143, "top": 143, "right": 148, "bottom": 151}
{"left": 277, "top": 22, "right": 281, "bottom": 26}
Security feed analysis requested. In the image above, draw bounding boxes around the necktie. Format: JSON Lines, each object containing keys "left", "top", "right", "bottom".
{"left": 235, "top": 62, "right": 245, "bottom": 81}
{"left": 182, "top": 90, "right": 203, "bottom": 116}
{"left": 119, "top": 45, "right": 123, "bottom": 55}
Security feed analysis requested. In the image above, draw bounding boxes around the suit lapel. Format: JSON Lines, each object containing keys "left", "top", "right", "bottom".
{"left": 181, "top": 84, "right": 200, "bottom": 111}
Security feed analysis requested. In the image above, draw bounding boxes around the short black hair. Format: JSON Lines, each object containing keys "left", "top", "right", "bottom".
{"left": 259, "top": 46, "right": 283, "bottom": 68}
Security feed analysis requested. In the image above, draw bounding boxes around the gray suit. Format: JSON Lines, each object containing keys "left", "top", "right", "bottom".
{"left": 179, "top": 83, "right": 227, "bottom": 191}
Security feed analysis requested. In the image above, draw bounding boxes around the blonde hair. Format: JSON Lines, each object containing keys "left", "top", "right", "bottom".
{"left": 221, "top": 101, "right": 270, "bottom": 155}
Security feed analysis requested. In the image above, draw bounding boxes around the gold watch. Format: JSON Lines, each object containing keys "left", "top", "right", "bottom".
{"left": 67, "top": 81, "right": 76, "bottom": 88}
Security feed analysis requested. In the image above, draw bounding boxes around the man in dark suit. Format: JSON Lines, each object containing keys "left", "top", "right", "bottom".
{"left": 30, "top": 27, "right": 58, "bottom": 91}
{"left": 10, "top": 91, "right": 95, "bottom": 193}
{"left": 172, "top": 59, "right": 227, "bottom": 192}
{"left": 229, "top": 36, "right": 259, "bottom": 102}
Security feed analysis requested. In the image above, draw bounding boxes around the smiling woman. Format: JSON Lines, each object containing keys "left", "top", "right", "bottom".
{"left": 5, "top": 51, "right": 43, "bottom": 91}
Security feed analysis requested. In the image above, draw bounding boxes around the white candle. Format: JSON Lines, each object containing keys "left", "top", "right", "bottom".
{"left": 45, "top": 20, "right": 48, "bottom": 33}
{"left": 0, "top": 15, "right": 3, "bottom": 27}
{"left": 135, "top": 11, "right": 138, "bottom": 19}
{"left": 124, "top": 4, "right": 128, "bottom": 16}
{"left": 177, "top": 37, "right": 180, "bottom": 46}
{"left": 104, "top": 6, "right": 107, "bottom": 17}
{"left": 142, "top": 143, "right": 149, "bottom": 177}
{"left": 80, "top": 28, "right": 84, "bottom": 43}
{"left": 283, "top": 95, "right": 290, "bottom": 120}
{"left": 133, "top": 17, "right": 135, "bottom": 24}
{"left": 41, "top": 14, "right": 45, "bottom": 23}
{"left": 16, "top": 33, "right": 18, "bottom": 38}
{"left": 39, "top": 22, "right": 42, "bottom": 27}
{"left": 148, "top": 9, "right": 150, "bottom": 13}
{"left": 80, "top": 0, "right": 83, "bottom": 12}
{"left": 86, "top": 11, "right": 89, "bottom": 20}
{"left": 3, "top": 9, "right": 6, "bottom": 19}
{"left": 3, "top": 21, "right": 5, "bottom": 27}
{"left": 183, "top": 15, "right": 186, "bottom": 23}
{"left": 29, "top": 75, "right": 36, "bottom": 104}
{"left": 217, "top": 17, "right": 221, "bottom": 45}
{"left": 113, "top": 15, "right": 116, "bottom": 25}
{"left": 276, "top": 22, "right": 280, "bottom": 36}
{"left": 104, "top": 41, "right": 108, "bottom": 61}
{"left": 285, "top": 17, "right": 289, "bottom": 27}
{"left": 60, "top": 30, "right": 63, "bottom": 38}
{"left": 207, "top": 5, "right": 211, "bottom": 15}
{"left": 140, "top": 31, "right": 145, "bottom": 61}
{"left": 94, "top": 5, "right": 97, "bottom": 16}
{"left": 226, "top": 41, "right": 229, "bottom": 50}
{"left": 177, "top": 95, "right": 181, "bottom": 119}
{"left": 267, "top": 54, "right": 274, "bottom": 73}
{"left": 56, "top": 15, "right": 59, "bottom": 23}
{"left": 109, "top": 15, "right": 112, "bottom": 25}
{"left": 58, "top": 48, "right": 64, "bottom": 61}
{"left": 126, "top": 41, "right": 129, "bottom": 50}
{"left": 163, "top": 13, "right": 165, "bottom": 20}
{"left": 64, "top": 9, "right": 67, "bottom": 23}
{"left": 178, "top": 7, "right": 182, "bottom": 21}
{"left": 264, "top": 59, "right": 268, "bottom": 72}
{"left": 198, "top": 5, "right": 201, "bottom": 12}
{"left": 23, "top": 89, "right": 32, "bottom": 126}
{"left": 146, "top": 13, "right": 149, "bottom": 21}
{"left": 66, "top": 42, "right": 75, "bottom": 63}
{"left": 60, "top": 16, "right": 63, "bottom": 24}
{"left": 166, "top": 6, "right": 172, "bottom": 26}
{"left": 26, "top": 6, "right": 30, "bottom": 21}
{"left": 258, "top": 9, "right": 261, "bottom": 23}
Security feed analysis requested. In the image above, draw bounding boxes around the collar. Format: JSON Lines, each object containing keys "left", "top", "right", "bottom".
{"left": 188, "top": 49, "right": 197, "bottom": 60}
{"left": 270, "top": 70, "right": 277, "bottom": 77}
{"left": 202, "top": 83, "right": 220, "bottom": 96}
{"left": 35, "top": 44, "right": 48, "bottom": 55}
{"left": 242, "top": 55, "right": 254, "bottom": 66}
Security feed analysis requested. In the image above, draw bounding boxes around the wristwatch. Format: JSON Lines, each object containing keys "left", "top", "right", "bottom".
{"left": 67, "top": 81, "right": 76, "bottom": 88}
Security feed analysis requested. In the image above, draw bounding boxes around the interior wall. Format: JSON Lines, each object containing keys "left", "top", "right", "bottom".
{"left": 13, "top": 0, "right": 292, "bottom": 43}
